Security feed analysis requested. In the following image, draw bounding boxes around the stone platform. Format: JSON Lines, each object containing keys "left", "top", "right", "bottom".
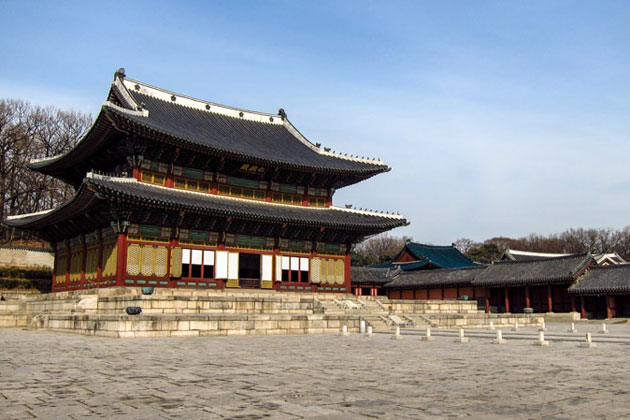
{"left": 0, "top": 287, "right": 543, "bottom": 337}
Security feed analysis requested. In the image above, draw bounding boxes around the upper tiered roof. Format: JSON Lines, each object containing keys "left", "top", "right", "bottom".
{"left": 30, "top": 69, "right": 389, "bottom": 188}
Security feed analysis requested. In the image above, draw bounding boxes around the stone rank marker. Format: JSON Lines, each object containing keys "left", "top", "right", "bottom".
{"left": 534, "top": 331, "right": 549, "bottom": 346}
{"left": 421, "top": 327, "right": 435, "bottom": 342}
{"left": 580, "top": 332, "right": 597, "bottom": 348}
{"left": 455, "top": 328, "right": 469, "bottom": 343}
{"left": 493, "top": 329, "right": 507, "bottom": 345}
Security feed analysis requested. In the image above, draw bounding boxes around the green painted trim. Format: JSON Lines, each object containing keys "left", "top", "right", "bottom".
{"left": 177, "top": 281, "right": 185, "bottom": 286}
{"left": 137, "top": 280, "right": 146, "bottom": 284}
{"left": 159, "top": 281, "right": 169, "bottom": 285}
{"left": 289, "top": 285, "right": 296, "bottom": 289}
{"left": 297, "top": 286, "right": 304, "bottom": 290}
{"left": 187, "top": 282, "right": 196, "bottom": 286}
{"left": 209, "top": 283, "right": 217, "bottom": 287}
{"left": 199, "top": 282, "right": 207, "bottom": 286}
{"left": 280, "top": 285, "right": 287, "bottom": 289}
{"left": 125, "top": 279, "right": 134, "bottom": 284}
{"left": 148, "top": 280, "right": 157, "bottom": 285}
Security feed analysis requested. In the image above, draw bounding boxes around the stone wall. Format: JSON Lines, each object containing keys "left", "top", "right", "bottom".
{"left": 0, "top": 247, "right": 53, "bottom": 269}
{"left": 386, "top": 299, "right": 479, "bottom": 314}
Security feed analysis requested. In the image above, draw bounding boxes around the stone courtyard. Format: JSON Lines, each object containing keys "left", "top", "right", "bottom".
{"left": 1, "top": 322, "right": 630, "bottom": 419}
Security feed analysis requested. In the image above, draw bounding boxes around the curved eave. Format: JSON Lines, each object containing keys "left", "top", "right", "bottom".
{"left": 26, "top": 111, "right": 115, "bottom": 184}
{"left": 3, "top": 187, "right": 99, "bottom": 230}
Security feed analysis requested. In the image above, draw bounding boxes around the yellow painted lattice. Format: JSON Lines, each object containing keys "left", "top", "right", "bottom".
{"left": 55, "top": 254, "right": 67, "bottom": 283}
{"left": 85, "top": 248, "right": 98, "bottom": 280}
{"left": 140, "top": 246, "right": 155, "bottom": 276}
{"left": 336, "top": 260, "right": 345, "bottom": 285}
{"left": 170, "top": 247, "right": 182, "bottom": 278}
{"left": 310, "top": 258, "right": 321, "bottom": 284}
{"left": 69, "top": 250, "right": 82, "bottom": 282}
{"left": 327, "top": 259, "right": 335, "bottom": 284}
{"left": 102, "top": 243, "right": 117, "bottom": 277}
{"left": 127, "top": 243, "right": 169, "bottom": 277}
{"left": 127, "top": 244, "right": 141, "bottom": 276}
{"left": 155, "top": 247, "right": 168, "bottom": 277}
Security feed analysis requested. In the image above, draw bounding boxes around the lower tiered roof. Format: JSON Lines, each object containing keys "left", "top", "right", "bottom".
{"left": 5, "top": 174, "right": 407, "bottom": 243}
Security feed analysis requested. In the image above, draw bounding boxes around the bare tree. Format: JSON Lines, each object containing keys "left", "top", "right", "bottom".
{"left": 0, "top": 99, "right": 92, "bottom": 244}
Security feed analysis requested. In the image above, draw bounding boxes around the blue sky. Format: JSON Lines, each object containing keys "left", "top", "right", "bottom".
{"left": 1, "top": 1, "right": 629, "bottom": 244}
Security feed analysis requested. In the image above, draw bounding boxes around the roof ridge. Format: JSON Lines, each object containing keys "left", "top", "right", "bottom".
{"left": 493, "top": 252, "right": 590, "bottom": 265}
{"left": 408, "top": 242, "right": 456, "bottom": 248}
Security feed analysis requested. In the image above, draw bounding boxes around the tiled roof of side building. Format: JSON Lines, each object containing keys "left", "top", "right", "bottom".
{"left": 473, "top": 253, "right": 594, "bottom": 287}
{"left": 569, "top": 264, "right": 630, "bottom": 295}
{"left": 384, "top": 266, "right": 486, "bottom": 289}
{"left": 351, "top": 267, "right": 393, "bottom": 285}
{"left": 5, "top": 174, "right": 408, "bottom": 232}
{"left": 30, "top": 70, "right": 389, "bottom": 179}
{"left": 398, "top": 242, "right": 477, "bottom": 269}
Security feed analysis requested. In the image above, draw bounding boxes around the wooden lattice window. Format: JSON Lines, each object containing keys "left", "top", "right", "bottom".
{"left": 126, "top": 244, "right": 168, "bottom": 277}
{"left": 140, "top": 171, "right": 166, "bottom": 185}
{"left": 174, "top": 177, "right": 210, "bottom": 193}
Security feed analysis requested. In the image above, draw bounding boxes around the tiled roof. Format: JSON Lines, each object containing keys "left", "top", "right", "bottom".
{"left": 31, "top": 72, "right": 389, "bottom": 181}
{"left": 384, "top": 266, "right": 485, "bottom": 288}
{"left": 569, "top": 264, "right": 630, "bottom": 295}
{"left": 6, "top": 174, "right": 407, "bottom": 233}
{"left": 350, "top": 267, "right": 393, "bottom": 285}
{"left": 397, "top": 242, "right": 477, "bottom": 269}
{"left": 473, "top": 253, "right": 593, "bottom": 287}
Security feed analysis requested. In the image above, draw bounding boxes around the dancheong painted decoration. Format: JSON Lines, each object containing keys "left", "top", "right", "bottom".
{"left": 5, "top": 68, "right": 407, "bottom": 293}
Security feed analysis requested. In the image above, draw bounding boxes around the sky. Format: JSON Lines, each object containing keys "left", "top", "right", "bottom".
{"left": 1, "top": 1, "right": 629, "bottom": 245}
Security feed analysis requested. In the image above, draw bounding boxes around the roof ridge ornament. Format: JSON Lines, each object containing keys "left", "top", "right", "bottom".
{"left": 115, "top": 68, "right": 126, "bottom": 79}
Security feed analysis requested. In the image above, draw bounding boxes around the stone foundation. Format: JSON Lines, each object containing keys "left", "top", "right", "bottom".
{"left": 0, "top": 287, "right": 547, "bottom": 337}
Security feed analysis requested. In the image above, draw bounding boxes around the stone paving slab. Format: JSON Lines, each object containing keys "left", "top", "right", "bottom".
{"left": 1, "top": 322, "right": 630, "bottom": 419}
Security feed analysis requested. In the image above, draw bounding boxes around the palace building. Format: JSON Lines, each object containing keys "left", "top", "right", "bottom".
{"left": 5, "top": 69, "right": 407, "bottom": 293}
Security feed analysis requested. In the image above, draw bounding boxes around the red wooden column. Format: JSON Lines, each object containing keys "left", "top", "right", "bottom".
{"left": 504, "top": 286, "right": 510, "bottom": 313}
{"left": 570, "top": 295, "right": 576, "bottom": 313}
{"left": 80, "top": 237, "right": 87, "bottom": 290}
{"left": 580, "top": 296, "right": 586, "bottom": 319}
{"left": 65, "top": 243, "right": 71, "bottom": 291}
{"left": 485, "top": 288, "right": 490, "bottom": 313}
{"left": 273, "top": 245, "right": 282, "bottom": 291}
{"left": 606, "top": 295, "right": 614, "bottom": 319}
{"left": 115, "top": 232, "right": 127, "bottom": 287}
{"left": 547, "top": 284, "right": 553, "bottom": 312}
{"left": 525, "top": 285, "right": 531, "bottom": 309}
{"left": 96, "top": 233, "right": 103, "bottom": 287}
